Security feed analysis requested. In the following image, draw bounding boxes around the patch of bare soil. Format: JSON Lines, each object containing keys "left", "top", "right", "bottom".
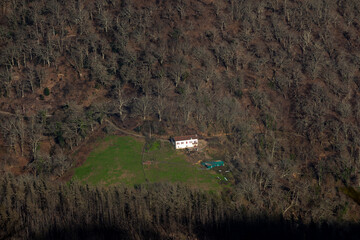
{"left": 0, "top": 137, "right": 29, "bottom": 175}
{"left": 4, "top": 156, "right": 28, "bottom": 175}
{"left": 118, "top": 170, "right": 136, "bottom": 180}
{"left": 182, "top": 139, "right": 209, "bottom": 165}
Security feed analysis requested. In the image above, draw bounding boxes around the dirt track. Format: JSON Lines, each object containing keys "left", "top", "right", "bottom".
{"left": 0, "top": 110, "right": 52, "bottom": 117}
{"left": 105, "top": 119, "right": 170, "bottom": 142}
{"left": 0, "top": 110, "right": 16, "bottom": 116}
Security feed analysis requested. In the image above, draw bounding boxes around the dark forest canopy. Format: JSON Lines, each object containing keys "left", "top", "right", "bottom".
{"left": 1, "top": 0, "right": 360, "bottom": 238}
{"left": 1, "top": 174, "right": 360, "bottom": 240}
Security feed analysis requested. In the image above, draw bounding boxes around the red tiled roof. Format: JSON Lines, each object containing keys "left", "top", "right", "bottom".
{"left": 173, "top": 135, "right": 198, "bottom": 141}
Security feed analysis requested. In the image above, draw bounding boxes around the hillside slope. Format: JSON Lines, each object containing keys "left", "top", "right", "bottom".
{"left": 1, "top": 0, "right": 360, "bottom": 226}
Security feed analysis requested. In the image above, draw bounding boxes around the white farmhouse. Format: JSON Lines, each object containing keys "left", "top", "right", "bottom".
{"left": 172, "top": 135, "right": 198, "bottom": 149}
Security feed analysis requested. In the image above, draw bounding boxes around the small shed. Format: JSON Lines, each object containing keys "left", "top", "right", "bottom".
{"left": 201, "top": 160, "right": 224, "bottom": 169}
{"left": 172, "top": 135, "right": 198, "bottom": 149}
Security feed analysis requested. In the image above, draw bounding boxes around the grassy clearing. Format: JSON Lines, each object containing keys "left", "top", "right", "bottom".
{"left": 73, "top": 136, "right": 222, "bottom": 190}
{"left": 143, "top": 141, "right": 222, "bottom": 190}
{"left": 73, "top": 136, "right": 145, "bottom": 185}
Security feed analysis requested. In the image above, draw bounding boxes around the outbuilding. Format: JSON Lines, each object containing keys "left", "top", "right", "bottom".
{"left": 201, "top": 161, "right": 224, "bottom": 169}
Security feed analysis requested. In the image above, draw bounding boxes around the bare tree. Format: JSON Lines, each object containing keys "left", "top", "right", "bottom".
{"left": 154, "top": 97, "right": 166, "bottom": 122}
{"left": 133, "top": 94, "right": 153, "bottom": 121}
{"left": 115, "top": 85, "right": 130, "bottom": 121}
{"left": 168, "top": 55, "right": 186, "bottom": 87}
{"left": 28, "top": 115, "right": 43, "bottom": 160}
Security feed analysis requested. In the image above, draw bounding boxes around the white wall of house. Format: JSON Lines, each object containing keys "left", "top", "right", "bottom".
{"left": 175, "top": 139, "right": 198, "bottom": 149}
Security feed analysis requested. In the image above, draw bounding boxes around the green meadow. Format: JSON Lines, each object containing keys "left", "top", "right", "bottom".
{"left": 72, "top": 136, "right": 222, "bottom": 190}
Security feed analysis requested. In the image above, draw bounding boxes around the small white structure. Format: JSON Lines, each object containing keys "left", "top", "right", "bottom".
{"left": 172, "top": 135, "right": 198, "bottom": 149}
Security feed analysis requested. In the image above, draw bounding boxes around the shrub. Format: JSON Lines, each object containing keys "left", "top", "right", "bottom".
{"left": 43, "top": 87, "right": 50, "bottom": 96}
{"left": 175, "top": 85, "right": 185, "bottom": 95}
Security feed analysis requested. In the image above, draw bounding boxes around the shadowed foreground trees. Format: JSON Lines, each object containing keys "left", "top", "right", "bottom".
{"left": 1, "top": 174, "right": 360, "bottom": 240}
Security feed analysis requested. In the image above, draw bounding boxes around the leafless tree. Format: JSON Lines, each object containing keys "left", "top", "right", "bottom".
{"left": 28, "top": 115, "right": 43, "bottom": 160}
{"left": 114, "top": 85, "right": 130, "bottom": 121}
{"left": 133, "top": 94, "right": 153, "bottom": 121}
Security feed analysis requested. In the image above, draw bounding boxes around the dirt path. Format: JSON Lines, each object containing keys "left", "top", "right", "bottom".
{"left": 105, "top": 119, "right": 145, "bottom": 138}
{"left": 105, "top": 118, "right": 170, "bottom": 142}
{"left": 0, "top": 110, "right": 15, "bottom": 116}
{"left": 0, "top": 110, "right": 52, "bottom": 117}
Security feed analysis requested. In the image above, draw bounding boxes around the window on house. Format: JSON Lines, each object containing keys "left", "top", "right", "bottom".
{"left": 181, "top": 142, "right": 184, "bottom": 144}
{"left": 177, "top": 142, "right": 179, "bottom": 145}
